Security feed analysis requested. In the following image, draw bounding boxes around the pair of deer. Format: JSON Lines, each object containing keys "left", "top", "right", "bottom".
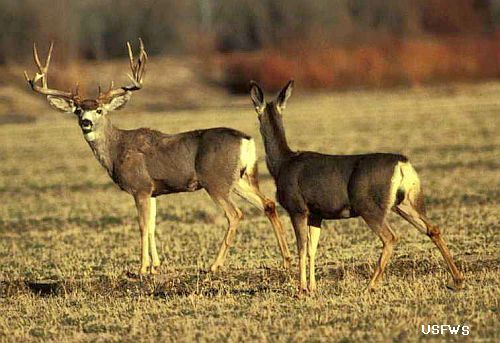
{"left": 25, "top": 40, "right": 465, "bottom": 294}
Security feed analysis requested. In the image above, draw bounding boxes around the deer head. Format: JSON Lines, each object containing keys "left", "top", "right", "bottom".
{"left": 249, "top": 80, "right": 294, "bottom": 143}
{"left": 24, "top": 39, "right": 147, "bottom": 141}
{"left": 250, "top": 80, "right": 294, "bottom": 118}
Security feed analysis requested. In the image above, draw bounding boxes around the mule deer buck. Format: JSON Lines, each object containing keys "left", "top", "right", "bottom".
{"left": 24, "top": 40, "right": 291, "bottom": 275}
{"left": 249, "top": 80, "right": 465, "bottom": 294}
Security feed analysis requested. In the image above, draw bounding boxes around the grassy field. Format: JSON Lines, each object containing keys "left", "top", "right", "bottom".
{"left": 0, "top": 82, "right": 498, "bottom": 342}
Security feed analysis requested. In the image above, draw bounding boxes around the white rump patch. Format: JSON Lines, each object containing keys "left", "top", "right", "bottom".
{"left": 389, "top": 161, "right": 421, "bottom": 208}
{"left": 239, "top": 138, "right": 257, "bottom": 176}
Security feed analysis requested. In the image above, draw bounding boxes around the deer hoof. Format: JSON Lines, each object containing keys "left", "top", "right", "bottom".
{"left": 209, "top": 264, "right": 222, "bottom": 273}
{"left": 295, "top": 286, "right": 309, "bottom": 298}
{"left": 139, "top": 266, "right": 150, "bottom": 276}
{"left": 125, "top": 270, "right": 141, "bottom": 279}
{"left": 446, "top": 278, "right": 464, "bottom": 291}
{"left": 367, "top": 282, "right": 380, "bottom": 292}
{"left": 282, "top": 257, "right": 291, "bottom": 270}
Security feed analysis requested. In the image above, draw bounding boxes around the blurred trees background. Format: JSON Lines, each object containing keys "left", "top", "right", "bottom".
{"left": 1, "top": 0, "right": 499, "bottom": 90}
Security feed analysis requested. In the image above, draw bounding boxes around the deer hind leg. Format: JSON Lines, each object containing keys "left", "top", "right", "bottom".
{"left": 134, "top": 193, "right": 152, "bottom": 275}
{"left": 394, "top": 202, "right": 465, "bottom": 290}
{"left": 208, "top": 191, "right": 243, "bottom": 272}
{"left": 291, "top": 214, "right": 309, "bottom": 295}
{"left": 234, "top": 176, "right": 291, "bottom": 269}
{"left": 148, "top": 197, "right": 161, "bottom": 274}
{"left": 362, "top": 213, "right": 397, "bottom": 291}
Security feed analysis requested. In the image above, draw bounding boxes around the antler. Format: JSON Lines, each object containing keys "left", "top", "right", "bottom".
{"left": 24, "top": 42, "right": 78, "bottom": 99}
{"left": 97, "top": 38, "right": 148, "bottom": 103}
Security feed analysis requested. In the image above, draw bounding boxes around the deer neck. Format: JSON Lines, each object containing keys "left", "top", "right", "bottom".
{"left": 84, "top": 118, "right": 121, "bottom": 178}
{"left": 260, "top": 108, "right": 293, "bottom": 178}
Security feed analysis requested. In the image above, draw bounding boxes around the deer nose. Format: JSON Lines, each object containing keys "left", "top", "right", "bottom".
{"left": 81, "top": 119, "right": 93, "bottom": 129}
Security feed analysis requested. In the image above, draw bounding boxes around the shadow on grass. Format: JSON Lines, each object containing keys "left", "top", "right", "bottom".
{"left": 1, "top": 254, "right": 496, "bottom": 298}
{"left": 0, "top": 267, "right": 293, "bottom": 298}
{"left": 152, "top": 267, "right": 293, "bottom": 298}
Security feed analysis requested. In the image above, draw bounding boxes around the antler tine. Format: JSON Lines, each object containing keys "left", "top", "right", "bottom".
{"left": 33, "top": 42, "right": 48, "bottom": 87}
{"left": 24, "top": 42, "right": 76, "bottom": 99}
{"left": 126, "top": 73, "right": 139, "bottom": 88}
{"left": 45, "top": 42, "right": 54, "bottom": 71}
{"left": 33, "top": 42, "right": 53, "bottom": 76}
{"left": 139, "top": 37, "right": 145, "bottom": 52}
{"left": 127, "top": 41, "right": 135, "bottom": 74}
{"left": 97, "top": 38, "right": 147, "bottom": 102}
{"left": 33, "top": 42, "right": 42, "bottom": 71}
{"left": 125, "top": 38, "right": 148, "bottom": 82}
{"left": 138, "top": 39, "right": 147, "bottom": 70}
{"left": 129, "top": 40, "right": 147, "bottom": 85}
{"left": 139, "top": 38, "right": 148, "bottom": 75}
{"left": 32, "top": 42, "right": 45, "bottom": 88}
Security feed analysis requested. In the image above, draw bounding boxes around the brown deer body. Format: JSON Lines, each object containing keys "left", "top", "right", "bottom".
{"left": 24, "top": 41, "right": 291, "bottom": 275}
{"left": 249, "top": 80, "right": 464, "bottom": 293}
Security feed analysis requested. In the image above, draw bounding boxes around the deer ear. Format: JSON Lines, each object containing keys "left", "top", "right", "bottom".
{"left": 276, "top": 80, "right": 294, "bottom": 113}
{"left": 249, "top": 80, "right": 265, "bottom": 114}
{"left": 103, "top": 92, "right": 132, "bottom": 111}
{"left": 47, "top": 96, "right": 75, "bottom": 114}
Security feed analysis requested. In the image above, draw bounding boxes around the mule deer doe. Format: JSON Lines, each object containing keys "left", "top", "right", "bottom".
{"left": 249, "top": 80, "right": 464, "bottom": 294}
{"left": 24, "top": 40, "right": 291, "bottom": 275}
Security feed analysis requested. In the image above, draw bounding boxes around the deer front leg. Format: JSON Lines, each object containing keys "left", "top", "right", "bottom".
{"left": 134, "top": 194, "right": 151, "bottom": 275}
{"left": 291, "top": 214, "right": 309, "bottom": 295}
{"left": 307, "top": 225, "right": 321, "bottom": 292}
{"left": 148, "top": 197, "right": 161, "bottom": 274}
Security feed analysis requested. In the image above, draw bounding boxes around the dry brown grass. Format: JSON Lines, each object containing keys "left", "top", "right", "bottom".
{"left": 0, "top": 81, "right": 499, "bottom": 342}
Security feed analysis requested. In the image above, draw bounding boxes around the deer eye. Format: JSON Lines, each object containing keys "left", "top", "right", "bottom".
{"left": 74, "top": 108, "right": 82, "bottom": 115}
{"left": 96, "top": 109, "right": 103, "bottom": 114}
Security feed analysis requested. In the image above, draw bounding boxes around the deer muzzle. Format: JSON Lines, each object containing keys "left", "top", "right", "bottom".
{"left": 80, "top": 119, "right": 93, "bottom": 133}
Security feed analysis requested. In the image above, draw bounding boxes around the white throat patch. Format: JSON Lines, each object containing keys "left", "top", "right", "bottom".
{"left": 84, "top": 131, "right": 97, "bottom": 142}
